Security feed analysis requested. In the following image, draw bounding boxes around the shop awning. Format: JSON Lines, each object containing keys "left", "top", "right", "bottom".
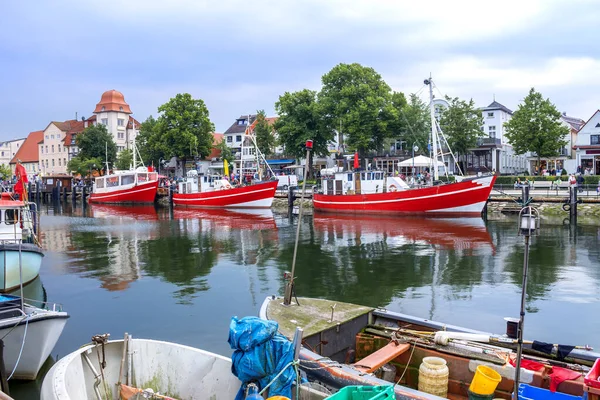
{"left": 266, "top": 159, "right": 295, "bottom": 165}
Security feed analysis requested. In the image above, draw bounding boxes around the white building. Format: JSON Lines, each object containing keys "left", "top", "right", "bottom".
{"left": 0, "top": 138, "right": 25, "bottom": 167}
{"left": 573, "top": 109, "right": 600, "bottom": 174}
{"left": 9, "top": 130, "right": 43, "bottom": 175}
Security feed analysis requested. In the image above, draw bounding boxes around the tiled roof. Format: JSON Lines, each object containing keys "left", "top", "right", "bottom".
{"left": 127, "top": 116, "right": 140, "bottom": 129}
{"left": 94, "top": 89, "right": 132, "bottom": 113}
{"left": 561, "top": 114, "right": 585, "bottom": 131}
{"left": 249, "top": 116, "right": 278, "bottom": 132}
{"left": 481, "top": 101, "right": 513, "bottom": 115}
{"left": 224, "top": 115, "right": 257, "bottom": 135}
{"left": 207, "top": 133, "right": 223, "bottom": 159}
{"left": 51, "top": 119, "right": 86, "bottom": 134}
{"left": 10, "top": 130, "right": 44, "bottom": 164}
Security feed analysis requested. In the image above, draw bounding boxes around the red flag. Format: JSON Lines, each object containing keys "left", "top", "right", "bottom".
{"left": 14, "top": 163, "right": 28, "bottom": 197}
{"left": 353, "top": 152, "right": 359, "bottom": 169}
{"left": 147, "top": 165, "right": 154, "bottom": 172}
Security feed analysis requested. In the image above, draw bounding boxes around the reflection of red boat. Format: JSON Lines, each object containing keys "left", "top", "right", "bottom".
{"left": 313, "top": 214, "right": 493, "bottom": 250}
{"left": 172, "top": 208, "right": 277, "bottom": 231}
{"left": 89, "top": 204, "right": 159, "bottom": 220}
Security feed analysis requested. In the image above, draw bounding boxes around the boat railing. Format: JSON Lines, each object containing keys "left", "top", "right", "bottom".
{"left": 0, "top": 306, "right": 26, "bottom": 319}
{"left": 25, "top": 298, "right": 64, "bottom": 312}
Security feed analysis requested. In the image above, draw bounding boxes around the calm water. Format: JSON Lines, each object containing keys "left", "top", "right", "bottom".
{"left": 10, "top": 203, "right": 600, "bottom": 397}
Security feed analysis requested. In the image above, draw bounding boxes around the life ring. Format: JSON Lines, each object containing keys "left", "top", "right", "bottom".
{"left": 388, "top": 185, "right": 398, "bottom": 192}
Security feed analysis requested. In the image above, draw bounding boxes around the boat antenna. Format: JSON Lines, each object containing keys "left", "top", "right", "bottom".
{"left": 425, "top": 74, "right": 439, "bottom": 181}
{"left": 283, "top": 139, "right": 313, "bottom": 306}
{"left": 105, "top": 142, "right": 110, "bottom": 173}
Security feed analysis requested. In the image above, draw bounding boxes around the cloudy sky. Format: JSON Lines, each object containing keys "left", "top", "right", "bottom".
{"left": 1, "top": 0, "right": 598, "bottom": 140}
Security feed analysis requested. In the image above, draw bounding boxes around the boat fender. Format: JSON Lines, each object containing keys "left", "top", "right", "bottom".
{"left": 388, "top": 185, "right": 398, "bottom": 192}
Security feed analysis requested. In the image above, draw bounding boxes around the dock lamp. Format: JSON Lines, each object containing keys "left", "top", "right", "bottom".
{"left": 284, "top": 139, "right": 314, "bottom": 306}
{"left": 412, "top": 144, "right": 419, "bottom": 179}
{"left": 514, "top": 206, "right": 540, "bottom": 398}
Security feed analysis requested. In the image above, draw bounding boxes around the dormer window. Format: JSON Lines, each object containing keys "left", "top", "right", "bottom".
{"left": 101, "top": 106, "right": 105, "bottom": 111}
{"left": 237, "top": 119, "right": 245, "bottom": 126}
{"left": 119, "top": 106, "right": 124, "bottom": 111}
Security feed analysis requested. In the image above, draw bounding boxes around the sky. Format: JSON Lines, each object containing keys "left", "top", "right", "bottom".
{"left": 1, "top": 0, "right": 599, "bottom": 140}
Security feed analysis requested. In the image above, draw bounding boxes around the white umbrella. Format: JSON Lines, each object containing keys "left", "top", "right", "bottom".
{"left": 398, "top": 155, "right": 444, "bottom": 167}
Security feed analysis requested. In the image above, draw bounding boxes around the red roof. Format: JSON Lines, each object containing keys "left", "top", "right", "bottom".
{"left": 10, "top": 130, "right": 44, "bottom": 164}
{"left": 207, "top": 133, "right": 223, "bottom": 159}
{"left": 94, "top": 90, "right": 132, "bottom": 113}
{"left": 249, "top": 116, "right": 278, "bottom": 132}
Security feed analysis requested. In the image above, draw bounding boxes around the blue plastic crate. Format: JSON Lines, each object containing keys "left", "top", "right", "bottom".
{"left": 518, "top": 383, "right": 581, "bottom": 400}
{"left": 326, "top": 386, "right": 395, "bottom": 400}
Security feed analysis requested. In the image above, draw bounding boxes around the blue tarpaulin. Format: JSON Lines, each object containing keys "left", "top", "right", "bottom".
{"left": 229, "top": 316, "right": 296, "bottom": 400}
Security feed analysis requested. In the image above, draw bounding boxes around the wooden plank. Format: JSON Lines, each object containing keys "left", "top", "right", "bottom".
{"left": 354, "top": 341, "right": 411, "bottom": 373}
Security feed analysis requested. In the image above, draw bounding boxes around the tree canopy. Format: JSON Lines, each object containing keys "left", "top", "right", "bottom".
{"left": 504, "top": 88, "right": 569, "bottom": 166}
{"left": 215, "top": 138, "right": 234, "bottom": 164}
{"left": 76, "top": 124, "right": 117, "bottom": 166}
{"left": 67, "top": 157, "right": 103, "bottom": 179}
{"left": 438, "top": 96, "right": 484, "bottom": 159}
{"left": 0, "top": 164, "right": 11, "bottom": 180}
{"left": 254, "top": 110, "right": 275, "bottom": 157}
{"left": 115, "top": 149, "right": 133, "bottom": 170}
{"left": 137, "top": 115, "right": 167, "bottom": 167}
{"left": 275, "top": 89, "right": 333, "bottom": 177}
{"left": 318, "top": 63, "right": 395, "bottom": 157}
{"left": 397, "top": 93, "right": 431, "bottom": 154}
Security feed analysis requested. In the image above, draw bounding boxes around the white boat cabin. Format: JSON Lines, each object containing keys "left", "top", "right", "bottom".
{"left": 0, "top": 203, "right": 35, "bottom": 243}
{"left": 320, "top": 171, "right": 410, "bottom": 195}
{"left": 94, "top": 168, "right": 158, "bottom": 194}
{"left": 178, "top": 170, "right": 232, "bottom": 194}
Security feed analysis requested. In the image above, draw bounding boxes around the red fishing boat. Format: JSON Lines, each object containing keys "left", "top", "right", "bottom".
{"left": 173, "top": 172, "right": 277, "bottom": 208}
{"left": 89, "top": 168, "right": 159, "bottom": 204}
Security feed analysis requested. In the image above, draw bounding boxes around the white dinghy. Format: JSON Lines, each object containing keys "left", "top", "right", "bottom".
{"left": 41, "top": 334, "right": 241, "bottom": 400}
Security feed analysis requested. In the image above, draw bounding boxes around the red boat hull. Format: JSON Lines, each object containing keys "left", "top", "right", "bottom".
{"left": 173, "top": 180, "right": 278, "bottom": 208}
{"left": 89, "top": 180, "right": 158, "bottom": 204}
{"left": 313, "top": 175, "right": 496, "bottom": 216}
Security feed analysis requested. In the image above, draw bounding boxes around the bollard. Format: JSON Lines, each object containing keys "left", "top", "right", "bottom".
{"left": 288, "top": 186, "right": 296, "bottom": 209}
{"left": 72, "top": 185, "right": 77, "bottom": 204}
{"left": 52, "top": 186, "right": 58, "bottom": 202}
{"left": 63, "top": 186, "right": 67, "bottom": 201}
{"left": 169, "top": 184, "right": 175, "bottom": 206}
{"left": 521, "top": 184, "right": 530, "bottom": 205}
{"left": 570, "top": 186, "right": 578, "bottom": 222}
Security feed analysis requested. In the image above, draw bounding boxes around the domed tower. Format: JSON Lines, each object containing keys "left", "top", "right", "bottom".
{"left": 93, "top": 90, "right": 135, "bottom": 153}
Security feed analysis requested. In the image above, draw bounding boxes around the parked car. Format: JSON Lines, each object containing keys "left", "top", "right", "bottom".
{"left": 276, "top": 174, "right": 298, "bottom": 190}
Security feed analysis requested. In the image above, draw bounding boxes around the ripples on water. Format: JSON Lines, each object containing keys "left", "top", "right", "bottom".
{"left": 13, "top": 203, "right": 600, "bottom": 396}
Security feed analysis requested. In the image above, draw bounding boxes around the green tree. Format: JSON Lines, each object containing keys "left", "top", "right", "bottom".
{"left": 318, "top": 63, "right": 394, "bottom": 160}
{"left": 67, "top": 156, "right": 103, "bottom": 179}
{"left": 137, "top": 115, "right": 167, "bottom": 167}
{"left": 115, "top": 149, "right": 133, "bottom": 170}
{"left": 438, "top": 96, "right": 485, "bottom": 162}
{"left": 400, "top": 94, "right": 431, "bottom": 153}
{"left": 215, "top": 139, "right": 233, "bottom": 164}
{"left": 504, "top": 88, "right": 569, "bottom": 167}
{"left": 157, "top": 93, "right": 215, "bottom": 173}
{"left": 275, "top": 89, "right": 333, "bottom": 178}
{"left": 254, "top": 110, "right": 275, "bottom": 157}
{"left": 76, "top": 124, "right": 117, "bottom": 169}
{"left": 0, "top": 164, "right": 11, "bottom": 180}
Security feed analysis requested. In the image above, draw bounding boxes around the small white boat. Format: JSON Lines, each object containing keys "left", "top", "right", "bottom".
{"left": 0, "top": 295, "right": 68, "bottom": 380}
{"left": 41, "top": 336, "right": 241, "bottom": 400}
{"left": 0, "top": 199, "right": 44, "bottom": 292}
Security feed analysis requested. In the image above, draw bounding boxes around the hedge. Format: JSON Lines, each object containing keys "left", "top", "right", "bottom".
{"left": 495, "top": 175, "right": 600, "bottom": 185}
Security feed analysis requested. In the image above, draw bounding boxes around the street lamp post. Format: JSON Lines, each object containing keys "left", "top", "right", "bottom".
{"left": 412, "top": 144, "right": 419, "bottom": 184}
{"left": 514, "top": 205, "right": 540, "bottom": 398}
{"left": 159, "top": 158, "right": 164, "bottom": 176}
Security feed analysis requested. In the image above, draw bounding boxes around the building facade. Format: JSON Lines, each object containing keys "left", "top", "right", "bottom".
{"left": 10, "top": 130, "right": 44, "bottom": 175}
{"left": 0, "top": 138, "right": 25, "bottom": 167}
{"left": 573, "top": 110, "right": 600, "bottom": 174}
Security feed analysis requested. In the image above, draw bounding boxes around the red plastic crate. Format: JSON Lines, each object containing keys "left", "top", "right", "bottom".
{"left": 585, "top": 358, "right": 600, "bottom": 389}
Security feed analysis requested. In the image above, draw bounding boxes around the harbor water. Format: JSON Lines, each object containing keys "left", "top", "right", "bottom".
{"left": 10, "top": 203, "right": 600, "bottom": 397}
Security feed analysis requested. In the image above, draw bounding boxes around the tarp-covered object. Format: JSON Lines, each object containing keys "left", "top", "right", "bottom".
{"left": 229, "top": 316, "right": 296, "bottom": 400}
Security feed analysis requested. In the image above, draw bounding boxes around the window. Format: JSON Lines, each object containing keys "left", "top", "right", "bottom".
{"left": 237, "top": 119, "right": 245, "bottom": 126}
{"left": 121, "top": 175, "right": 135, "bottom": 185}
{"left": 52, "top": 159, "right": 55, "bottom": 167}
{"left": 227, "top": 136, "right": 233, "bottom": 143}
{"left": 118, "top": 132, "right": 124, "bottom": 139}
{"left": 118, "top": 146, "right": 124, "bottom": 151}
{"left": 58, "top": 158, "right": 61, "bottom": 166}
{"left": 489, "top": 126, "right": 496, "bottom": 138}
{"left": 45, "top": 145, "right": 48, "bottom": 153}
{"left": 5, "top": 209, "right": 19, "bottom": 225}
{"left": 58, "top": 145, "right": 61, "bottom": 152}
{"left": 118, "top": 118, "right": 125, "bottom": 126}
{"left": 64, "top": 158, "right": 66, "bottom": 166}
{"left": 1, "top": 151, "right": 3, "bottom": 157}
{"left": 45, "top": 135, "right": 48, "bottom": 139}
{"left": 591, "top": 135, "right": 600, "bottom": 145}
{"left": 101, "top": 118, "right": 108, "bottom": 126}
{"left": 45, "top": 160, "right": 48, "bottom": 168}
{"left": 101, "top": 106, "right": 105, "bottom": 111}
{"left": 487, "top": 112, "right": 494, "bottom": 117}
{"left": 119, "top": 106, "right": 124, "bottom": 111}
{"left": 96, "top": 178, "right": 105, "bottom": 189}
{"left": 236, "top": 135, "right": 242, "bottom": 142}
{"left": 52, "top": 145, "right": 55, "bottom": 153}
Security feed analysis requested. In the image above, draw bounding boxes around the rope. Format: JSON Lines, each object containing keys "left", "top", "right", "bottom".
{"left": 7, "top": 313, "right": 29, "bottom": 380}
{"left": 394, "top": 339, "right": 417, "bottom": 388}
{"left": 258, "top": 360, "right": 298, "bottom": 396}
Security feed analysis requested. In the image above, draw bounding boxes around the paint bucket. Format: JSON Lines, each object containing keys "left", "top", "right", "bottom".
{"left": 469, "top": 365, "right": 502, "bottom": 396}
{"left": 467, "top": 390, "right": 494, "bottom": 400}
{"left": 504, "top": 317, "right": 520, "bottom": 339}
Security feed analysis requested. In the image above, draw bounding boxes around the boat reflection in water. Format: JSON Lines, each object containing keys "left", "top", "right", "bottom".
{"left": 87, "top": 203, "right": 159, "bottom": 221}
{"left": 8, "top": 275, "right": 46, "bottom": 305}
{"left": 171, "top": 208, "right": 277, "bottom": 232}
{"left": 313, "top": 214, "right": 494, "bottom": 252}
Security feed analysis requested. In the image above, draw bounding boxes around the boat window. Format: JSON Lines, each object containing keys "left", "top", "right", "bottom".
{"left": 347, "top": 173, "right": 352, "bottom": 181}
{"left": 366, "top": 173, "right": 371, "bottom": 181}
{"left": 148, "top": 173, "right": 157, "bottom": 181}
{"left": 96, "top": 178, "right": 105, "bottom": 189}
{"left": 361, "top": 173, "right": 365, "bottom": 180}
{"left": 187, "top": 183, "right": 192, "bottom": 193}
{"left": 137, "top": 173, "right": 147, "bottom": 183}
{"left": 5, "top": 209, "right": 19, "bottom": 225}
{"left": 121, "top": 175, "right": 135, "bottom": 185}
{"left": 107, "top": 177, "right": 119, "bottom": 187}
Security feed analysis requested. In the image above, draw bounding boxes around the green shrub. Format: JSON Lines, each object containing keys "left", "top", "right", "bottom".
{"left": 495, "top": 175, "right": 600, "bottom": 185}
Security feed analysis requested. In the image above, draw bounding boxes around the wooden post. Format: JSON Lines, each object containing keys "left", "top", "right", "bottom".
{"left": 63, "top": 186, "right": 67, "bottom": 201}
{"left": 570, "top": 186, "right": 578, "bottom": 223}
{"left": 287, "top": 186, "right": 295, "bottom": 209}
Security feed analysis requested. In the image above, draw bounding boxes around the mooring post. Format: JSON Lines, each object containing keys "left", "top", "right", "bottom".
{"left": 521, "top": 184, "right": 530, "bottom": 205}
{"left": 63, "top": 186, "right": 67, "bottom": 201}
{"left": 287, "top": 186, "right": 296, "bottom": 209}
{"left": 72, "top": 185, "right": 77, "bottom": 204}
{"left": 570, "top": 186, "right": 578, "bottom": 222}
{"left": 169, "top": 184, "right": 175, "bottom": 207}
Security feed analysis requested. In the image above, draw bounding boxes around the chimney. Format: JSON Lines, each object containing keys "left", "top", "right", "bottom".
{"left": 562, "top": 111, "right": 567, "bottom": 116}
{"left": 75, "top": 112, "right": 78, "bottom": 121}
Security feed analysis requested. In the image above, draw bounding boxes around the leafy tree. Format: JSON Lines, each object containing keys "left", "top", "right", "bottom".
{"left": 438, "top": 96, "right": 485, "bottom": 162}
{"left": 76, "top": 124, "right": 117, "bottom": 168}
{"left": 254, "top": 110, "right": 275, "bottom": 157}
{"left": 0, "top": 164, "right": 11, "bottom": 180}
{"left": 156, "top": 93, "right": 215, "bottom": 173}
{"left": 215, "top": 138, "right": 234, "bottom": 164}
{"left": 504, "top": 88, "right": 569, "bottom": 167}
{"left": 275, "top": 89, "right": 333, "bottom": 178}
{"left": 137, "top": 115, "right": 167, "bottom": 167}
{"left": 115, "top": 149, "right": 133, "bottom": 170}
{"left": 400, "top": 94, "right": 431, "bottom": 153}
{"left": 318, "top": 63, "right": 394, "bottom": 159}
{"left": 67, "top": 156, "right": 103, "bottom": 180}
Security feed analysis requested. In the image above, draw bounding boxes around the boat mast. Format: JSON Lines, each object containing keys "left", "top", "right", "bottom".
{"left": 427, "top": 74, "right": 439, "bottom": 181}
{"left": 132, "top": 116, "right": 137, "bottom": 170}
{"left": 105, "top": 142, "right": 110, "bottom": 173}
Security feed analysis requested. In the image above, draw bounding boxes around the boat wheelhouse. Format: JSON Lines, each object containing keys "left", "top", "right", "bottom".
{"left": 90, "top": 168, "right": 159, "bottom": 204}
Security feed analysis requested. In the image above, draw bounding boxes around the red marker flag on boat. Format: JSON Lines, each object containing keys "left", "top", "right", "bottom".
{"left": 353, "top": 152, "right": 359, "bottom": 170}
{"left": 14, "top": 162, "right": 28, "bottom": 198}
